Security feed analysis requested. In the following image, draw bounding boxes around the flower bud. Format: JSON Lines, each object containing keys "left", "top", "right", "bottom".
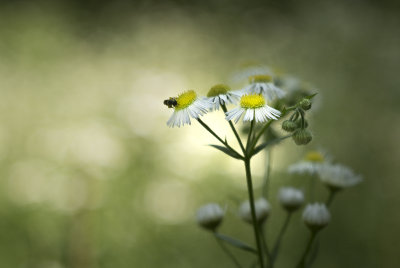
{"left": 300, "top": 99, "right": 312, "bottom": 110}
{"left": 196, "top": 203, "right": 224, "bottom": 231}
{"left": 278, "top": 187, "right": 304, "bottom": 212}
{"left": 282, "top": 120, "right": 298, "bottom": 132}
{"left": 302, "top": 203, "right": 331, "bottom": 231}
{"left": 292, "top": 129, "right": 312, "bottom": 145}
{"left": 239, "top": 198, "right": 270, "bottom": 224}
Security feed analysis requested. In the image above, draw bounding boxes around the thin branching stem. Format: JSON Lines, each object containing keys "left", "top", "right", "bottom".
{"left": 214, "top": 235, "right": 243, "bottom": 268}
{"left": 244, "top": 158, "right": 265, "bottom": 268}
{"left": 259, "top": 223, "right": 273, "bottom": 268}
{"left": 221, "top": 103, "right": 246, "bottom": 154}
{"left": 262, "top": 148, "right": 272, "bottom": 198}
{"left": 197, "top": 118, "right": 243, "bottom": 159}
{"left": 326, "top": 190, "right": 337, "bottom": 208}
{"left": 271, "top": 212, "right": 292, "bottom": 263}
{"left": 296, "top": 231, "right": 317, "bottom": 268}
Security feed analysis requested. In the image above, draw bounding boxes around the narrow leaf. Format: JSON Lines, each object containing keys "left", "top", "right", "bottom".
{"left": 305, "top": 93, "right": 318, "bottom": 100}
{"left": 252, "top": 135, "right": 292, "bottom": 156}
{"left": 209, "top": 145, "right": 243, "bottom": 160}
{"left": 214, "top": 233, "right": 257, "bottom": 254}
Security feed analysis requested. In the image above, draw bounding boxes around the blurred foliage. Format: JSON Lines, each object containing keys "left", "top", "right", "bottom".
{"left": 0, "top": 0, "right": 399, "bottom": 267}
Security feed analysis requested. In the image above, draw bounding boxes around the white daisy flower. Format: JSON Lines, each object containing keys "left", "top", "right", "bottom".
{"left": 225, "top": 94, "right": 281, "bottom": 124}
{"left": 206, "top": 84, "right": 241, "bottom": 111}
{"left": 278, "top": 187, "right": 304, "bottom": 212}
{"left": 318, "top": 163, "right": 363, "bottom": 191}
{"left": 288, "top": 150, "right": 330, "bottom": 175}
{"left": 230, "top": 64, "right": 273, "bottom": 84}
{"left": 196, "top": 203, "right": 224, "bottom": 231}
{"left": 239, "top": 198, "right": 270, "bottom": 224}
{"left": 165, "top": 90, "right": 210, "bottom": 128}
{"left": 242, "top": 75, "right": 286, "bottom": 101}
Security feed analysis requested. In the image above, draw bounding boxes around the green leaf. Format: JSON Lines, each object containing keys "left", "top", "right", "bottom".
{"left": 252, "top": 135, "right": 292, "bottom": 156}
{"left": 214, "top": 233, "right": 257, "bottom": 254}
{"left": 305, "top": 93, "right": 318, "bottom": 100}
{"left": 209, "top": 145, "right": 243, "bottom": 160}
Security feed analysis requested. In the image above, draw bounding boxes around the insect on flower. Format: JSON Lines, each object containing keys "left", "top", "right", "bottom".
{"left": 163, "top": 97, "right": 178, "bottom": 108}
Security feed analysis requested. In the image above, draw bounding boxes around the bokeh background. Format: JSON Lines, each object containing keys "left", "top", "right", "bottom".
{"left": 0, "top": 0, "right": 399, "bottom": 267}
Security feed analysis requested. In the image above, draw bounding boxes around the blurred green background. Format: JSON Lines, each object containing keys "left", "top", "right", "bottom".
{"left": 0, "top": 0, "right": 399, "bottom": 267}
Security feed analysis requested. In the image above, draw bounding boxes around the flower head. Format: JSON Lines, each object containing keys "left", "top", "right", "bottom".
{"left": 230, "top": 63, "right": 272, "bottom": 84}
{"left": 302, "top": 203, "right": 331, "bottom": 231}
{"left": 225, "top": 94, "right": 281, "bottom": 123}
{"left": 242, "top": 74, "right": 286, "bottom": 101}
{"left": 206, "top": 84, "right": 240, "bottom": 110}
{"left": 239, "top": 198, "right": 270, "bottom": 224}
{"left": 165, "top": 90, "right": 210, "bottom": 128}
{"left": 288, "top": 150, "right": 329, "bottom": 175}
{"left": 278, "top": 187, "right": 304, "bottom": 212}
{"left": 318, "top": 163, "right": 363, "bottom": 191}
{"left": 196, "top": 203, "right": 224, "bottom": 231}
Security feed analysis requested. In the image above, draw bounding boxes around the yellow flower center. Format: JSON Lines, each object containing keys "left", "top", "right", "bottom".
{"left": 207, "top": 84, "right": 230, "bottom": 97}
{"left": 305, "top": 151, "right": 324, "bottom": 162}
{"left": 240, "top": 94, "right": 265, "bottom": 109}
{"left": 249, "top": 74, "right": 272, "bottom": 83}
{"left": 176, "top": 90, "right": 197, "bottom": 110}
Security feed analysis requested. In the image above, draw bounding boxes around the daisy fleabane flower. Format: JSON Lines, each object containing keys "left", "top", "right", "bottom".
{"left": 166, "top": 90, "right": 210, "bottom": 128}
{"left": 230, "top": 63, "right": 272, "bottom": 84}
{"left": 288, "top": 150, "right": 331, "bottom": 175}
{"left": 206, "top": 84, "right": 241, "bottom": 111}
{"left": 242, "top": 75, "right": 286, "bottom": 101}
{"left": 318, "top": 163, "right": 363, "bottom": 191}
{"left": 225, "top": 94, "right": 281, "bottom": 123}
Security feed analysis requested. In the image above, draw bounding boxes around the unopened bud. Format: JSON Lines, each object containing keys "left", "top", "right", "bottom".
{"left": 239, "top": 198, "right": 270, "bottom": 224}
{"left": 196, "top": 203, "right": 224, "bottom": 231}
{"left": 292, "top": 129, "right": 312, "bottom": 145}
{"left": 282, "top": 120, "right": 298, "bottom": 132}
{"left": 278, "top": 187, "right": 304, "bottom": 212}
{"left": 300, "top": 99, "right": 312, "bottom": 110}
{"left": 302, "top": 203, "right": 331, "bottom": 231}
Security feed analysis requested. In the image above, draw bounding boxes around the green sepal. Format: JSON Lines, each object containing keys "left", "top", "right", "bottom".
{"left": 305, "top": 93, "right": 318, "bottom": 100}
{"left": 214, "top": 233, "right": 258, "bottom": 254}
{"left": 209, "top": 145, "right": 243, "bottom": 160}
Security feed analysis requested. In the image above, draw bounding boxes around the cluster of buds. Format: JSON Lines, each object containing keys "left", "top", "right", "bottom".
{"left": 282, "top": 97, "right": 314, "bottom": 145}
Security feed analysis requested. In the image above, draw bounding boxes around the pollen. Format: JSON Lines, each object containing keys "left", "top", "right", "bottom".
{"left": 249, "top": 74, "right": 272, "bottom": 83}
{"left": 305, "top": 151, "right": 324, "bottom": 162}
{"left": 176, "top": 90, "right": 197, "bottom": 110}
{"left": 240, "top": 94, "right": 265, "bottom": 109}
{"left": 207, "top": 84, "right": 230, "bottom": 97}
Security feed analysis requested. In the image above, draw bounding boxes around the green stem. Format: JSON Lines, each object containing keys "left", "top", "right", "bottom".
{"left": 244, "top": 158, "right": 265, "bottom": 268}
{"left": 221, "top": 103, "right": 246, "bottom": 154}
{"left": 326, "top": 190, "right": 337, "bottom": 208}
{"left": 250, "top": 120, "right": 273, "bottom": 153}
{"left": 296, "top": 231, "right": 317, "bottom": 268}
{"left": 309, "top": 175, "right": 316, "bottom": 202}
{"left": 262, "top": 149, "right": 272, "bottom": 198}
{"left": 214, "top": 235, "right": 243, "bottom": 268}
{"left": 197, "top": 118, "right": 243, "bottom": 159}
{"left": 260, "top": 223, "right": 273, "bottom": 268}
{"left": 298, "top": 108, "right": 306, "bottom": 129}
{"left": 271, "top": 212, "right": 292, "bottom": 263}
{"left": 246, "top": 117, "right": 255, "bottom": 154}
